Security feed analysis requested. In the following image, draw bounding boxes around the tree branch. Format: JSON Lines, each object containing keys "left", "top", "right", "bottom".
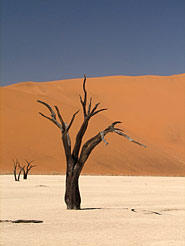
{"left": 79, "top": 121, "right": 146, "bottom": 166}
{"left": 72, "top": 78, "right": 108, "bottom": 160}
{"left": 38, "top": 112, "right": 61, "bottom": 128}
{"left": 88, "top": 97, "right": 92, "bottom": 114}
{"left": 37, "top": 100, "right": 73, "bottom": 158}
{"left": 24, "top": 160, "right": 37, "bottom": 172}
{"left": 72, "top": 119, "right": 89, "bottom": 160}
{"left": 72, "top": 104, "right": 107, "bottom": 160}
{"left": 92, "top": 108, "right": 108, "bottom": 117}
{"left": 37, "top": 100, "right": 56, "bottom": 119}
{"left": 37, "top": 100, "right": 62, "bottom": 129}
{"left": 54, "top": 106, "right": 66, "bottom": 131}
{"left": 82, "top": 74, "right": 87, "bottom": 113}
{"left": 79, "top": 75, "right": 87, "bottom": 117}
{"left": 25, "top": 160, "right": 35, "bottom": 165}
{"left": 25, "top": 160, "right": 36, "bottom": 171}
{"left": 113, "top": 130, "right": 147, "bottom": 148}
{"left": 90, "top": 102, "right": 100, "bottom": 116}
{"left": 100, "top": 131, "right": 109, "bottom": 145}
{"left": 67, "top": 110, "right": 80, "bottom": 131}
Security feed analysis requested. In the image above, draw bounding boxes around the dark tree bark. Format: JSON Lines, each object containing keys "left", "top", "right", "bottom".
{"left": 13, "top": 159, "right": 23, "bottom": 181}
{"left": 22, "top": 160, "right": 36, "bottom": 179}
{"left": 37, "top": 75, "right": 146, "bottom": 209}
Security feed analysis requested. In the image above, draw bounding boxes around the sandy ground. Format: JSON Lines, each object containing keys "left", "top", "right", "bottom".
{"left": 0, "top": 175, "right": 185, "bottom": 246}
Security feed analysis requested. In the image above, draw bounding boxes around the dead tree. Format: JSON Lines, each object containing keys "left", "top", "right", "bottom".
{"left": 21, "top": 160, "right": 37, "bottom": 179}
{"left": 13, "top": 159, "right": 36, "bottom": 181}
{"left": 37, "top": 75, "right": 146, "bottom": 210}
{"left": 13, "top": 159, "right": 23, "bottom": 181}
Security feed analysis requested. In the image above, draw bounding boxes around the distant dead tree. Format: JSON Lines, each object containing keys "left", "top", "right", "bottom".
{"left": 13, "top": 159, "right": 36, "bottom": 181}
{"left": 37, "top": 75, "right": 146, "bottom": 210}
{"left": 13, "top": 159, "right": 23, "bottom": 181}
{"left": 21, "top": 160, "right": 37, "bottom": 179}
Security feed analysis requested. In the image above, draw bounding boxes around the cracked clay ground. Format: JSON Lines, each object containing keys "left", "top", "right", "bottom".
{"left": 0, "top": 175, "right": 185, "bottom": 246}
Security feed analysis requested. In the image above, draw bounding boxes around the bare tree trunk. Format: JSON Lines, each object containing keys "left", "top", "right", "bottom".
{"left": 17, "top": 168, "right": 23, "bottom": 181}
{"left": 65, "top": 172, "right": 81, "bottom": 209}
{"left": 64, "top": 158, "right": 81, "bottom": 209}
{"left": 23, "top": 171, "right": 27, "bottom": 179}
{"left": 13, "top": 159, "right": 23, "bottom": 181}
{"left": 13, "top": 169, "right": 18, "bottom": 181}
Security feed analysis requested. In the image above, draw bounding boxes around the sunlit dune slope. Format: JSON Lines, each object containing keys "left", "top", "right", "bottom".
{"left": 0, "top": 74, "right": 185, "bottom": 176}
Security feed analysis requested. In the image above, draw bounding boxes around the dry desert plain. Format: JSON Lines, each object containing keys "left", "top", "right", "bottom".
{"left": 0, "top": 175, "right": 185, "bottom": 246}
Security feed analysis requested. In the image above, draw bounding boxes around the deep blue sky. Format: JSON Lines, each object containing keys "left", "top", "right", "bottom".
{"left": 1, "top": 0, "right": 185, "bottom": 86}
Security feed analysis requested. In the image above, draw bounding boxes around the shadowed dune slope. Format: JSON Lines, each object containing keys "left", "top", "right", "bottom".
{"left": 0, "top": 74, "right": 185, "bottom": 176}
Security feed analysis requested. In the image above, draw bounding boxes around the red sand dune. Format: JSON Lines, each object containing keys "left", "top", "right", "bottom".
{"left": 0, "top": 74, "right": 185, "bottom": 176}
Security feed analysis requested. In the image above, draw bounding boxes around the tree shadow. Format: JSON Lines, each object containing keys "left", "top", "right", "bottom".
{"left": 81, "top": 207, "right": 129, "bottom": 211}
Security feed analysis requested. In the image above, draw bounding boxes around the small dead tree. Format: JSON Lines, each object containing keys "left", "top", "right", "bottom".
{"left": 13, "top": 159, "right": 23, "bottom": 181}
{"left": 13, "top": 159, "right": 36, "bottom": 181}
{"left": 20, "top": 160, "right": 37, "bottom": 179}
{"left": 37, "top": 75, "right": 146, "bottom": 210}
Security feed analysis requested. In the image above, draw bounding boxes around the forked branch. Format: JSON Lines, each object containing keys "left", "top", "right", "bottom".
{"left": 25, "top": 160, "right": 37, "bottom": 171}
{"left": 72, "top": 75, "right": 108, "bottom": 160}
{"left": 79, "top": 75, "right": 108, "bottom": 118}
{"left": 79, "top": 122, "right": 146, "bottom": 165}
{"left": 37, "top": 100, "right": 75, "bottom": 157}
{"left": 38, "top": 100, "right": 79, "bottom": 134}
{"left": 54, "top": 105, "right": 66, "bottom": 131}
{"left": 67, "top": 110, "right": 80, "bottom": 131}
{"left": 37, "top": 100, "right": 62, "bottom": 129}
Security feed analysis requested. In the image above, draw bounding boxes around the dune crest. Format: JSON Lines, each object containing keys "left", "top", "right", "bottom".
{"left": 0, "top": 74, "right": 185, "bottom": 176}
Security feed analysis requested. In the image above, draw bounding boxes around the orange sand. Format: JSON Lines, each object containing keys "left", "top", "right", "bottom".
{"left": 0, "top": 74, "right": 185, "bottom": 176}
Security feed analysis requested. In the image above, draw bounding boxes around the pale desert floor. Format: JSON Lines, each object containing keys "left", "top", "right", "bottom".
{"left": 0, "top": 175, "right": 185, "bottom": 246}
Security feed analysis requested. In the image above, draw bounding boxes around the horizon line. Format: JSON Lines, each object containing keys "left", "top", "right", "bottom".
{"left": 1, "top": 73, "right": 185, "bottom": 87}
